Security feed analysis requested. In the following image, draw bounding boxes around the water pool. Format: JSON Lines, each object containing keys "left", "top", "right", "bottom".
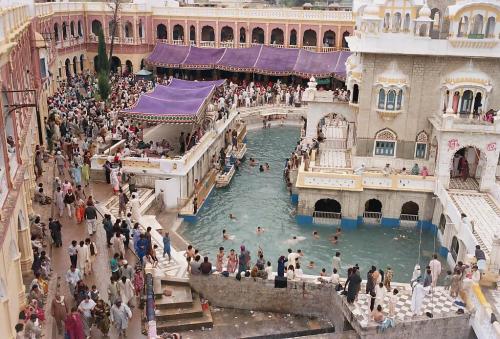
{"left": 179, "top": 127, "right": 442, "bottom": 282}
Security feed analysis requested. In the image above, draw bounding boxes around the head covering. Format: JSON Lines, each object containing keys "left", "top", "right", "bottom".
{"left": 240, "top": 245, "right": 245, "bottom": 251}
{"left": 122, "top": 260, "right": 128, "bottom": 265}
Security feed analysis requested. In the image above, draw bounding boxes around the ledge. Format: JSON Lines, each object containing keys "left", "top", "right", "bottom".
{"left": 376, "top": 108, "right": 403, "bottom": 121}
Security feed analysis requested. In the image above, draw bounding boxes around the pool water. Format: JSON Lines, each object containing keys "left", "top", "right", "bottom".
{"left": 179, "top": 127, "right": 443, "bottom": 282}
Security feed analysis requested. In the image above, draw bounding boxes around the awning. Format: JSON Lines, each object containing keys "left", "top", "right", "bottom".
{"left": 120, "top": 79, "right": 225, "bottom": 124}
{"left": 146, "top": 43, "right": 349, "bottom": 80}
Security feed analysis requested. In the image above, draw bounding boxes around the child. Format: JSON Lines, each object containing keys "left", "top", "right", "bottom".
{"left": 320, "top": 268, "right": 327, "bottom": 276}
{"left": 444, "top": 270, "right": 453, "bottom": 290}
{"left": 89, "top": 285, "right": 100, "bottom": 302}
{"left": 389, "top": 288, "right": 399, "bottom": 317}
{"left": 307, "top": 261, "right": 315, "bottom": 269}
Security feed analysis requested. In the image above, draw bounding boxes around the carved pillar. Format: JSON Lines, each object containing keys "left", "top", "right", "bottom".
{"left": 18, "top": 214, "right": 33, "bottom": 275}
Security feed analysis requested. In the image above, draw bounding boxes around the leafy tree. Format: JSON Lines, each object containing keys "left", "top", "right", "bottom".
{"left": 98, "top": 71, "right": 110, "bottom": 101}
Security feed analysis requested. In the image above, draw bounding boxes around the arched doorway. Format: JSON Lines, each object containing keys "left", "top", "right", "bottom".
{"left": 450, "top": 236, "right": 459, "bottom": 261}
{"left": 450, "top": 146, "right": 484, "bottom": 189}
{"left": 91, "top": 20, "right": 102, "bottom": 35}
{"left": 156, "top": 24, "right": 167, "bottom": 39}
{"left": 110, "top": 56, "right": 121, "bottom": 73}
{"left": 323, "top": 30, "right": 335, "bottom": 47}
{"left": 173, "top": 24, "right": 184, "bottom": 41}
{"left": 54, "top": 23, "right": 60, "bottom": 41}
{"left": 124, "top": 21, "right": 133, "bottom": 38}
{"left": 290, "top": 29, "right": 297, "bottom": 46}
{"left": 363, "top": 198, "right": 382, "bottom": 223}
{"left": 72, "top": 56, "right": 78, "bottom": 75}
{"left": 342, "top": 31, "right": 350, "bottom": 48}
{"left": 77, "top": 20, "right": 83, "bottom": 37}
{"left": 125, "top": 60, "right": 133, "bottom": 74}
{"left": 252, "top": 27, "right": 264, "bottom": 44}
{"left": 400, "top": 201, "right": 419, "bottom": 224}
{"left": 302, "top": 29, "right": 317, "bottom": 47}
{"left": 62, "top": 22, "right": 68, "bottom": 40}
{"left": 239, "top": 27, "right": 246, "bottom": 43}
{"left": 65, "top": 58, "right": 71, "bottom": 78}
{"left": 70, "top": 21, "right": 75, "bottom": 37}
{"left": 220, "top": 26, "right": 233, "bottom": 42}
{"left": 313, "top": 198, "right": 342, "bottom": 225}
{"left": 190, "top": 25, "right": 196, "bottom": 43}
{"left": 201, "top": 26, "right": 215, "bottom": 41}
{"left": 270, "top": 28, "right": 284, "bottom": 45}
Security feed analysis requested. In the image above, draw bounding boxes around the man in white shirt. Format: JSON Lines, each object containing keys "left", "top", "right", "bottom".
{"left": 429, "top": 254, "right": 442, "bottom": 287}
{"left": 332, "top": 252, "right": 341, "bottom": 272}
{"left": 287, "top": 249, "right": 299, "bottom": 266}
{"left": 78, "top": 294, "right": 96, "bottom": 337}
{"left": 65, "top": 266, "right": 82, "bottom": 296}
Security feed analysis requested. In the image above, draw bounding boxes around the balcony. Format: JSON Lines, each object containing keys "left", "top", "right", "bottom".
{"left": 376, "top": 108, "right": 403, "bottom": 121}
{"left": 429, "top": 113, "right": 500, "bottom": 134}
{"left": 449, "top": 35, "right": 499, "bottom": 48}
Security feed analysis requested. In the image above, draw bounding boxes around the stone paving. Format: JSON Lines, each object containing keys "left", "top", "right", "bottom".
{"left": 33, "top": 159, "right": 145, "bottom": 338}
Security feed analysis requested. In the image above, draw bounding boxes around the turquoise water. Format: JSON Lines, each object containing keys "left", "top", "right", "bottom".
{"left": 179, "top": 127, "right": 442, "bottom": 281}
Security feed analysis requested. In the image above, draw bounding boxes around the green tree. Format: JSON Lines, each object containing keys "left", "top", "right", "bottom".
{"left": 97, "top": 28, "right": 109, "bottom": 73}
{"left": 98, "top": 71, "right": 110, "bottom": 101}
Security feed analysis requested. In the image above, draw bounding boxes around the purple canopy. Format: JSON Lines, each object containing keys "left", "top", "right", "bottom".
{"left": 120, "top": 79, "right": 225, "bottom": 123}
{"left": 147, "top": 43, "right": 350, "bottom": 79}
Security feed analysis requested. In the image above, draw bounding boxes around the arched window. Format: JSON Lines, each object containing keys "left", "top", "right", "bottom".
{"left": 384, "top": 13, "right": 391, "bottom": 30}
{"left": 173, "top": 24, "right": 184, "bottom": 41}
{"left": 460, "top": 90, "right": 473, "bottom": 113}
{"left": 290, "top": 29, "right": 297, "bottom": 46}
{"left": 156, "top": 24, "right": 167, "bottom": 39}
{"left": 91, "top": 20, "right": 102, "bottom": 35}
{"left": 392, "top": 12, "right": 402, "bottom": 32}
{"left": 365, "top": 199, "right": 382, "bottom": 213}
{"left": 302, "top": 29, "right": 317, "bottom": 46}
{"left": 352, "top": 84, "right": 359, "bottom": 104}
{"left": 70, "top": 21, "right": 75, "bottom": 37}
{"left": 220, "top": 26, "right": 233, "bottom": 42}
{"left": 374, "top": 129, "right": 397, "bottom": 156}
{"left": 202, "top": 26, "right": 215, "bottom": 41}
{"left": 138, "top": 20, "right": 144, "bottom": 38}
{"left": 471, "top": 14, "right": 484, "bottom": 35}
{"left": 438, "top": 214, "right": 447, "bottom": 234}
{"left": 430, "top": 8, "right": 441, "bottom": 38}
{"left": 451, "top": 236, "right": 459, "bottom": 261}
{"left": 415, "top": 131, "right": 428, "bottom": 158}
{"left": 77, "top": 20, "right": 83, "bottom": 37}
{"left": 486, "top": 17, "right": 496, "bottom": 37}
{"left": 62, "top": 22, "right": 68, "bottom": 40}
{"left": 378, "top": 89, "right": 385, "bottom": 109}
{"left": 270, "top": 28, "right": 284, "bottom": 45}
{"left": 239, "top": 27, "right": 246, "bottom": 43}
{"left": 80, "top": 54, "right": 84, "bottom": 72}
{"left": 323, "top": 30, "right": 335, "bottom": 47}
{"left": 124, "top": 21, "right": 133, "bottom": 38}
{"left": 396, "top": 89, "right": 403, "bottom": 110}
{"left": 401, "top": 201, "right": 419, "bottom": 215}
{"left": 190, "top": 26, "right": 196, "bottom": 43}
{"left": 386, "top": 90, "right": 396, "bottom": 110}
{"left": 252, "top": 27, "right": 264, "bottom": 44}
{"left": 403, "top": 13, "right": 411, "bottom": 32}
{"left": 72, "top": 56, "right": 78, "bottom": 75}
{"left": 458, "top": 16, "right": 469, "bottom": 37}
{"left": 342, "top": 31, "right": 350, "bottom": 48}
{"left": 54, "top": 23, "right": 59, "bottom": 41}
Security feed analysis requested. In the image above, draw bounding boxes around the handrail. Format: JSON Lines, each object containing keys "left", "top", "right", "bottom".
{"left": 400, "top": 213, "right": 419, "bottom": 221}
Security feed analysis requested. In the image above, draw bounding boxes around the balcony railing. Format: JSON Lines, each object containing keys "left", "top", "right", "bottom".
{"left": 468, "top": 33, "right": 485, "bottom": 39}
{"left": 200, "top": 40, "right": 216, "bottom": 48}
{"left": 123, "top": 37, "right": 134, "bottom": 44}
{"left": 172, "top": 39, "right": 185, "bottom": 45}
{"left": 302, "top": 45, "right": 316, "bottom": 51}
{"left": 220, "top": 41, "right": 234, "bottom": 48}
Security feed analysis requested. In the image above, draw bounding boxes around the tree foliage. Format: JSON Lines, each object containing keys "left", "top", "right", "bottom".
{"left": 97, "top": 28, "right": 109, "bottom": 73}
{"left": 98, "top": 71, "right": 110, "bottom": 101}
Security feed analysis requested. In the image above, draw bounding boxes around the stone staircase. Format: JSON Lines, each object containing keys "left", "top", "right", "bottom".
{"left": 155, "top": 277, "right": 213, "bottom": 333}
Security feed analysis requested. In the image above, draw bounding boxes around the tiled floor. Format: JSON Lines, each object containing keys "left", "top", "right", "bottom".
{"left": 449, "top": 177, "right": 480, "bottom": 190}
{"left": 351, "top": 287, "right": 460, "bottom": 323}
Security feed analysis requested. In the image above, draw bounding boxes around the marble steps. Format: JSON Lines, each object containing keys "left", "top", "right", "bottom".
{"left": 156, "top": 308, "right": 213, "bottom": 334}
{"left": 155, "top": 284, "right": 193, "bottom": 309}
{"left": 154, "top": 293, "right": 204, "bottom": 320}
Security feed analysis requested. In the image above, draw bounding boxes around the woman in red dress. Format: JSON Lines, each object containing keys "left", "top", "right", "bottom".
{"left": 64, "top": 307, "right": 85, "bottom": 339}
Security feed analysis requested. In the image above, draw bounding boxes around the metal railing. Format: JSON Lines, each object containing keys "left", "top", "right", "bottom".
{"left": 313, "top": 211, "right": 341, "bottom": 225}
{"left": 399, "top": 214, "right": 419, "bottom": 221}
{"left": 363, "top": 211, "right": 382, "bottom": 223}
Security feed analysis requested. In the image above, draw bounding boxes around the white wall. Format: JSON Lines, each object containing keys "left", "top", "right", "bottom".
{"left": 155, "top": 177, "right": 181, "bottom": 208}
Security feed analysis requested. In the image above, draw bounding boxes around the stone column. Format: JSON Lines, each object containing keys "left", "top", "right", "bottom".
{"left": 446, "top": 89, "right": 454, "bottom": 114}
{"left": 18, "top": 209, "right": 33, "bottom": 275}
{"left": 479, "top": 147, "right": 500, "bottom": 191}
{"left": 490, "top": 235, "right": 500, "bottom": 273}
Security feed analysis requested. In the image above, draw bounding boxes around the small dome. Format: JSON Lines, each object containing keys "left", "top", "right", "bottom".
{"left": 445, "top": 61, "right": 491, "bottom": 88}
{"left": 419, "top": 4, "right": 431, "bottom": 18}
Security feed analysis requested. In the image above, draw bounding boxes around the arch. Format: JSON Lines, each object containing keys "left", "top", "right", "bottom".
{"left": 471, "top": 14, "right": 484, "bottom": 35}
{"left": 70, "top": 21, "right": 75, "bottom": 37}
{"left": 270, "top": 28, "right": 284, "bottom": 45}
{"left": 474, "top": 92, "right": 482, "bottom": 114}
{"left": 239, "top": 27, "right": 246, "bottom": 43}
{"left": 173, "top": 24, "right": 184, "bottom": 41}
{"left": 54, "top": 23, "right": 60, "bottom": 41}
{"left": 124, "top": 21, "right": 133, "bottom": 38}
{"left": 109, "top": 20, "right": 118, "bottom": 38}
{"left": 375, "top": 128, "right": 397, "bottom": 141}
{"left": 323, "top": 30, "right": 335, "bottom": 46}
{"left": 460, "top": 90, "right": 473, "bottom": 113}
{"left": 110, "top": 56, "right": 121, "bottom": 73}
{"left": 190, "top": 25, "right": 196, "bottom": 42}
{"left": 438, "top": 213, "right": 446, "bottom": 234}
{"left": 403, "top": 13, "right": 411, "bottom": 31}
{"left": 77, "top": 20, "right": 83, "bottom": 37}
{"left": 458, "top": 16, "right": 469, "bottom": 37}
{"left": 220, "top": 26, "right": 233, "bottom": 42}
{"left": 72, "top": 56, "right": 78, "bottom": 75}
{"left": 378, "top": 88, "right": 385, "bottom": 109}
{"left": 201, "top": 25, "right": 215, "bottom": 41}
{"left": 125, "top": 60, "right": 133, "bottom": 74}
{"left": 290, "top": 29, "right": 297, "bottom": 45}
{"left": 364, "top": 199, "right": 382, "bottom": 213}
{"left": 156, "top": 24, "right": 167, "bottom": 39}
{"left": 80, "top": 54, "right": 84, "bottom": 72}
{"left": 384, "top": 13, "right": 391, "bottom": 30}
{"left": 386, "top": 89, "right": 396, "bottom": 110}
{"left": 65, "top": 58, "right": 71, "bottom": 78}
{"left": 138, "top": 19, "right": 144, "bottom": 38}
{"left": 252, "top": 27, "right": 264, "bottom": 44}
{"left": 450, "top": 236, "right": 459, "bottom": 261}
{"left": 302, "top": 29, "right": 317, "bottom": 46}
{"left": 91, "top": 20, "right": 102, "bottom": 35}
{"left": 392, "top": 12, "right": 402, "bottom": 32}
{"left": 352, "top": 84, "right": 359, "bottom": 104}
{"left": 401, "top": 201, "right": 419, "bottom": 215}
{"left": 418, "top": 24, "right": 428, "bottom": 37}
{"left": 430, "top": 8, "right": 441, "bottom": 38}
{"left": 62, "top": 21, "right": 68, "bottom": 40}
{"left": 450, "top": 146, "right": 485, "bottom": 181}
{"left": 486, "top": 17, "right": 496, "bottom": 37}
{"left": 342, "top": 31, "right": 350, "bottom": 48}
{"left": 314, "top": 198, "right": 341, "bottom": 213}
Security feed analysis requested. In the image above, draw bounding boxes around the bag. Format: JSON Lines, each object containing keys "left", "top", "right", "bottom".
{"left": 274, "top": 276, "right": 287, "bottom": 288}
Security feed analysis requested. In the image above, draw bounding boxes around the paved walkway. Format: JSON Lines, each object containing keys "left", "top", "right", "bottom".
{"left": 33, "top": 159, "right": 145, "bottom": 338}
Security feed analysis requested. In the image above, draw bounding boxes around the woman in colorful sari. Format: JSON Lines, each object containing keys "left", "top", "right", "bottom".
{"left": 226, "top": 249, "right": 238, "bottom": 273}
{"left": 133, "top": 268, "right": 144, "bottom": 296}
{"left": 75, "top": 198, "right": 85, "bottom": 224}
{"left": 64, "top": 307, "right": 85, "bottom": 339}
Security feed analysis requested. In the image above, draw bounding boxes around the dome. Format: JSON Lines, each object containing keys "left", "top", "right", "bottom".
{"left": 444, "top": 61, "right": 491, "bottom": 89}
{"left": 376, "top": 61, "right": 408, "bottom": 88}
{"left": 418, "top": 4, "right": 431, "bottom": 18}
